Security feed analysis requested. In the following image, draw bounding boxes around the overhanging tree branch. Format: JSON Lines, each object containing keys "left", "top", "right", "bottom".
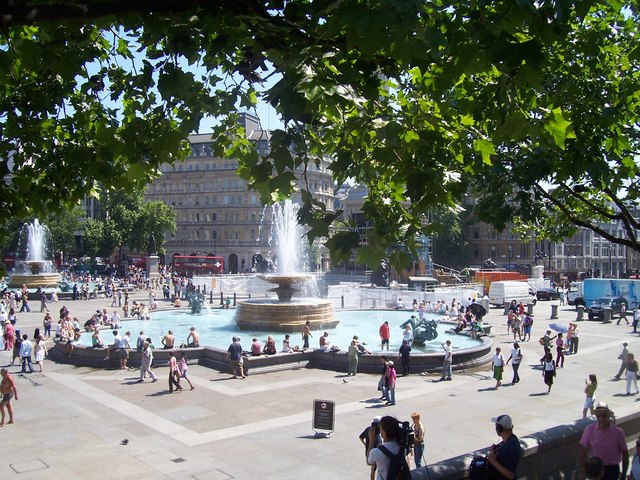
{"left": 535, "top": 185, "right": 640, "bottom": 252}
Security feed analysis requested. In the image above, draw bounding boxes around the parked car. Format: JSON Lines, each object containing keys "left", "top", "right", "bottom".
{"left": 587, "top": 296, "right": 628, "bottom": 320}
{"left": 536, "top": 287, "right": 561, "bottom": 301}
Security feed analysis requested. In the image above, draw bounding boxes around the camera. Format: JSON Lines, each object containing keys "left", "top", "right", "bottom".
{"left": 371, "top": 421, "right": 380, "bottom": 434}
{"left": 397, "top": 421, "right": 415, "bottom": 456}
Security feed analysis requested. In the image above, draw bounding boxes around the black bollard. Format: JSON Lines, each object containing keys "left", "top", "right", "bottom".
{"left": 341, "top": 295, "right": 344, "bottom": 308}
{"left": 210, "top": 291, "right": 213, "bottom": 304}
{"left": 220, "top": 291, "right": 224, "bottom": 306}
{"left": 233, "top": 292, "right": 237, "bottom": 306}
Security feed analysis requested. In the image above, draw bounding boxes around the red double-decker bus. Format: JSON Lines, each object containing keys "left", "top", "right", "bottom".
{"left": 172, "top": 255, "right": 224, "bottom": 276}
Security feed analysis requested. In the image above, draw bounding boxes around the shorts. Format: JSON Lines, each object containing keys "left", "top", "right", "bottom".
{"left": 2, "top": 392, "right": 13, "bottom": 402}
{"left": 381, "top": 338, "right": 389, "bottom": 345}
{"left": 493, "top": 365, "right": 504, "bottom": 381}
{"left": 584, "top": 397, "right": 595, "bottom": 409}
{"left": 118, "top": 349, "right": 129, "bottom": 359}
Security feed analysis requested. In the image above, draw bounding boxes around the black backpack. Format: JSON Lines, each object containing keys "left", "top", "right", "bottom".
{"left": 377, "top": 445, "right": 412, "bottom": 480}
{"left": 468, "top": 455, "right": 490, "bottom": 480}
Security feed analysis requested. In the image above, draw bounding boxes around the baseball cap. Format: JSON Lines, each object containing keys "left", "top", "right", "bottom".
{"left": 387, "top": 360, "right": 394, "bottom": 367}
{"left": 491, "top": 414, "right": 514, "bottom": 429}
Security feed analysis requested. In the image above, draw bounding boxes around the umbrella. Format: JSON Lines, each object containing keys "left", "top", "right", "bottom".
{"left": 548, "top": 323, "right": 569, "bottom": 334}
{"left": 467, "top": 303, "right": 487, "bottom": 319}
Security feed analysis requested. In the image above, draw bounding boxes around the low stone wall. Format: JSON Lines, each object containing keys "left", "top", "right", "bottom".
{"left": 49, "top": 336, "right": 492, "bottom": 376}
{"left": 309, "top": 337, "right": 493, "bottom": 375}
{"left": 412, "top": 411, "right": 640, "bottom": 479}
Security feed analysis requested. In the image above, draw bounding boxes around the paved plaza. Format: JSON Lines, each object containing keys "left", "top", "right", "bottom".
{"left": 2, "top": 292, "right": 639, "bottom": 479}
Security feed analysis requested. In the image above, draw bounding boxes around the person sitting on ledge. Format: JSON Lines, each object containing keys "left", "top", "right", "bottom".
{"left": 250, "top": 337, "right": 262, "bottom": 356}
{"left": 282, "top": 334, "right": 293, "bottom": 353}
{"left": 263, "top": 335, "right": 277, "bottom": 355}
{"left": 186, "top": 327, "right": 200, "bottom": 348}
{"left": 173, "top": 297, "right": 182, "bottom": 308}
{"left": 162, "top": 330, "right": 175, "bottom": 349}
{"left": 319, "top": 331, "right": 331, "bottom": 351}
{"left": 91, "top": 328, "right": 104, "bottom": 348}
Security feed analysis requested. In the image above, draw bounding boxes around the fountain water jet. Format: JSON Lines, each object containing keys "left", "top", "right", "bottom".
{"left": 9, "top": 219, "right": 61, "bottom": 288}
{"left": 235, "top": 201, "right": 337, "bottom": 332}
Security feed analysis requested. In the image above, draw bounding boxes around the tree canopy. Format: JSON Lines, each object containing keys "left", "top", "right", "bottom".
{"left": 1, "top": 0, "right": 638, "bottom": 267}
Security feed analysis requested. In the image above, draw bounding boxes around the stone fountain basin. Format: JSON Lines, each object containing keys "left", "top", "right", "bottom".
{"left": 256, "top": 273, "right": 312, "bottom": 285}
{"left": 236, "top": 297, "right": 337, "bottom": 332}
{"left": 8, "top": 273, "right": 61, "bottom": 289}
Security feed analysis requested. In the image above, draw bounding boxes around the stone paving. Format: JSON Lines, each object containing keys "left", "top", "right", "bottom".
{"left": 2, "top": 292, "right": 639, "bottom": 479}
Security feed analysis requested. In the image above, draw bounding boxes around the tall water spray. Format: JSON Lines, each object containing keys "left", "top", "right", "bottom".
{"left": 25, "top": 219, "right": 48, "bottom": 261}
{"left": 271, "top": 200, "right": 303, "bottom": 274}
{"left": 8, "top": 219, "right": 60, "bottom": 287}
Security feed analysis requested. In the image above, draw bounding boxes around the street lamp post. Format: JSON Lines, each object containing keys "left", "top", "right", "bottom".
{"left": 508, "top": 245, "right": 512, "bottom": 272}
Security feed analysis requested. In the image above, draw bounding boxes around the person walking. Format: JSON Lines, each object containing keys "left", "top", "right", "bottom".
{"left": 618, "top": 303, "right": 629, "bottom": 325}
{"left": 0, "top": 368, "right": 18, "bottom": 426}
{"left": 167, "top": 351, "right": 182, "bottom": 393}
{"left": 626, "top": 353, "right": 639, "bottom": 396}
{"left": 440, "top": 339, "right": 452, "bottom": 381}
{"left": 555, "top": 333, "right": 565, "bottom": 368}
{"left": 614, "top": 342, "right": 630, "bottom": 380}
{"left": 411, "top": 412, "right": 426, "bottom": 469}
{"left": 633, "top": 306, "right": 640, "bottom": 334}
{"left": 33, "top": 335, "right": 46, "bottom": 373}
{"left": 385, "top": 361, "right": 397, "bottom": 406}
{"left": 178, "top": 351, "right": 195, "bottom": 390}
{"left": 138, "top": 341, "right": 157, "bottom": 383}
{"left": 582, "top": 374, "right": 598, "bottom": 418}
{"left": 542, "top": 352, "right": 556, "bottom": 394}
{"left": 378, "top": 356, "right": 388, "bottom": 402}
{"left": 227, "top": 336, "right": 245, "bottom": 379}
{"left": 570, "top": 323, "right": 580, "bottom": 354}
{"left": 491, "top": 347, "right": 505, "bottom": 389}
{"left": 19, "top": 334, "right": 33, "bottom": 373}
{"left": 347, "top": 339, "right": 359, "bottom": 376}
{"left": 397, "top": 340, "right": 411, "bottom": 376}
{"left": 578, "top": 402, "right": 629, "bottom": 480}
{"left": 506, "top": 342, "right": 523, "bottom": 384}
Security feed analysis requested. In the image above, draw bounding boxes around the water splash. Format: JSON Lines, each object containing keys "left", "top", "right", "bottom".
{"left": 271, "top": 200, "right": 304, "bottom": 274}
{"left": 25, "top": 219, "right": 48, "bottom": 261}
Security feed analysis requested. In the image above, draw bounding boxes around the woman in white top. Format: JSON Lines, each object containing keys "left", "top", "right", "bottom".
{"left": 542, "top": 352, "right": 556, "bottom": 394}
{"left": 491, "top": 347, "right": 505, "bottom": 389}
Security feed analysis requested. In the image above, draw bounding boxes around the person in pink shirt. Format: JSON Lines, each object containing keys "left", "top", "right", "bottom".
{"left": 555, "top": 333, "right": 565, "bottom": 368}
{"left": 578, "top": 402, "right": 629, "bottom": 480}
{"left": 166, "top": 352, "right": 182, "bottom": 393}
{"left": 379, "top": 321, "right": 390, "bottom": 351}
{"left": 3, "top": 322, "right": 15, "bottom": 351}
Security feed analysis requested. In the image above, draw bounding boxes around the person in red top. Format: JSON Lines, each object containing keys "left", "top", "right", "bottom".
{"left": 379, "top": 321, "right": 390, "bottom": 351}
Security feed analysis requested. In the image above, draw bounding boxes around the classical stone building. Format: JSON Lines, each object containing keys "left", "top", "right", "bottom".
{"left": 144, "top": 113, "right": 334, "bottom": 273}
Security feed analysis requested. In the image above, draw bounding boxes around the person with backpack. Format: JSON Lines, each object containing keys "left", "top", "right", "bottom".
{"left": 486, "top": 414, "right": 522, "bottom": 479}
{"left": 367, "top": 415, "right": 412, "bottom": 480}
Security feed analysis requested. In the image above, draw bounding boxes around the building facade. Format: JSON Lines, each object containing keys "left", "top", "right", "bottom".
{"left": 143, "top": 113, "right": 334, "bottom": 273}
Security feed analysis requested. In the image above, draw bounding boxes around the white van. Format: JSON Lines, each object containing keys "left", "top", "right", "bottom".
{"left": 489, "top": 281, "right": 534, "bottom": 307}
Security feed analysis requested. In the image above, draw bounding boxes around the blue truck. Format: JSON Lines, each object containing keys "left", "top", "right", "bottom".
{"left": 583, "top": 278, "right": 640, "bottom": 309}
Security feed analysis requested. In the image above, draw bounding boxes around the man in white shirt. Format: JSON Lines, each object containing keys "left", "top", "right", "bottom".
{"left": 19, "top": 334, "right": 33, "bottom": 373}
{"left": 440, "top": 340, "right": 453, "bottom": 381}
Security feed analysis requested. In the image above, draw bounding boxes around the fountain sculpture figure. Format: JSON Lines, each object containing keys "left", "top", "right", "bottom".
{"left": 9, "top": 220, "right": 61, "bottom": 288}
{"left": 235, "top": 201, "right": 337, "bottom": 332}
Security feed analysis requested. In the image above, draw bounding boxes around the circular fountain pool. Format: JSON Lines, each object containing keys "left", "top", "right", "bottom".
{"left": 80, "top": 309, "right": 482, "bottom": 353}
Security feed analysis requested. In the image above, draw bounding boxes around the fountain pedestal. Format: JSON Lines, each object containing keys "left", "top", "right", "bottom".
{"left": 146, "top": 255, "right": 161, "bottom": 279}
{"left": 235, "top": 273, "right": 337, "bottom": 333}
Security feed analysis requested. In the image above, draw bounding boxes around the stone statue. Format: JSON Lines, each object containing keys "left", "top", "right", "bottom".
{"left": 147, "top": 233, "right": 157, "bottom": 256}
